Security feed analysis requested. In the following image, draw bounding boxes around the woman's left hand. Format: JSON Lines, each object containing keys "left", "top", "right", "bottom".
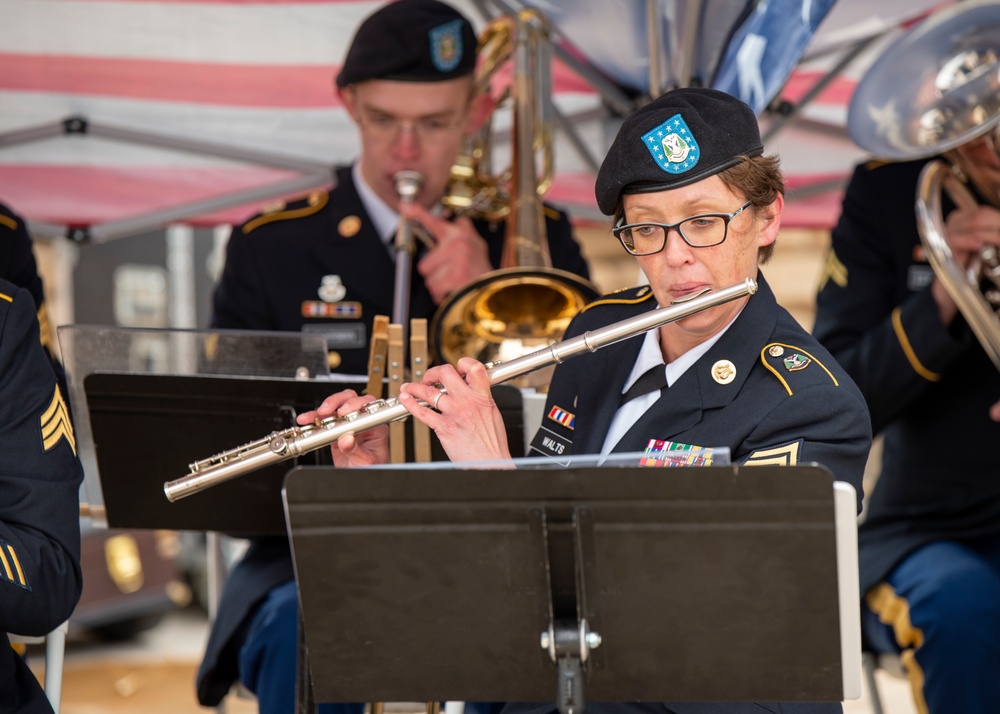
{"left": 398, "top": 357, "right": 511, "bottom": 463}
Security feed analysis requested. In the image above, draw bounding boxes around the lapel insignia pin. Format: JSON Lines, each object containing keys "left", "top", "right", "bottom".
{"left": 711, "top": 359, "right": 736, "bottom": 385}
{"left": 338, "top": 215, "right": 361, "bottom": 238}
{"left": 768, "top": 345, "right": 784, "bottom": 357}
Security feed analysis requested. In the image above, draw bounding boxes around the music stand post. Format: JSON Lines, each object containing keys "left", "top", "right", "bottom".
{"left": 283, "top": 457, "right": 860, "bottom": 712}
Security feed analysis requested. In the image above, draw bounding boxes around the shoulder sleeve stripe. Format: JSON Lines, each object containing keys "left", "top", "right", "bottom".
{"left": 242, "top": 192, "right": 329, "bottom": 234}
{"left": 0, "top": 292, "right": 12, "bottom": 303}
{"left": 41, "top": 386, "right": 77, "bottom": 456}
{"left": 0, "top": 215, "right": 17, "bottom": 231}
{"left": 744, "top": 440, "right": 801, "bottom": 466}
{"left": 759, "top": 343, "right": 839, "bottom": 396}
{"left": 891, "top": 307, "right": 942, "bottom": 382}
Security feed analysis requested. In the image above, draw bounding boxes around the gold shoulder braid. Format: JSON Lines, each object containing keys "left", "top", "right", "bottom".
{"left": 580, "top": 285, "right": 654, "bottom": 312}
{"left": 759, "top": 343, "right": 839, "bottom": 396}
{"left": 242, "top": 191, "right": 328, "bottom": 234}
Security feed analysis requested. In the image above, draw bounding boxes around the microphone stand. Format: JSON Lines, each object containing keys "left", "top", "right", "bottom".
{"left": 391, "top": 170, "right": 423, "bottom": 347}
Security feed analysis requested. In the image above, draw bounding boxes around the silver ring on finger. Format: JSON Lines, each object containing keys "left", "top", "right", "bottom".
{"left": 431, "top": 388, "right": 448, "bottom": 411}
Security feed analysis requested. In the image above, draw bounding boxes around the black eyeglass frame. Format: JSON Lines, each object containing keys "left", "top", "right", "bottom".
{"left": 612, "top": 199, "right": 753, "bottom": 256}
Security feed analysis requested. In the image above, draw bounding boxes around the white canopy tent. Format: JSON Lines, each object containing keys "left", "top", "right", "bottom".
{"left": 0, "top": 0, "right": 954, "bottom": 243}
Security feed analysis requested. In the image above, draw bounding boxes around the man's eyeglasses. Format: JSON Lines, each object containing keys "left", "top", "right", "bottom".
{"left": 612, "top": 200, "right": 753, "bottom": 256}
{"left": 357, "top": 111, "right": 465, "bottom": 145}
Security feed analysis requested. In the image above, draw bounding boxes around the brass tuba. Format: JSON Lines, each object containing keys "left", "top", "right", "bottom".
{"left": 847, "top": 0, "right": 1000, "bottom": 369}
{"left": 432, "top": 8, "right": 599, "bottom": 386}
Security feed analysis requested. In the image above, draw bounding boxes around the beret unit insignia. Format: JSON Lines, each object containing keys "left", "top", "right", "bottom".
{"left": 430, "top": 19, "right": 463, "bottom": 72}
{"left": 642, "top": 114, "right": 701, "bottom": 175}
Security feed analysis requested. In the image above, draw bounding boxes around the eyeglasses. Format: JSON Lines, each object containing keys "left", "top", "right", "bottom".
{"left": 357, "top": 111, "right": 465, "bottom": 145}
{"left": 612, "top": 200, "right": 753, "bottom": 256}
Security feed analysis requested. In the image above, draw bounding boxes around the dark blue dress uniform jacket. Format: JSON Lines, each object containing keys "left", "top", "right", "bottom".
{"left": 516, "top": 274, "right": 871, "bottom": 714}
{"left": 0, "top": 280, "right": 83, "bottom": 714}
{"left": 197, "top": 165, "right": 592, "bottom": 706}
{"left": 0, "top": 203, "right": 63, "bottom": 392}
{"left": 210, "top": 165, "right": 590, "bottom": 375}
{"left": 530, "top": 274, "right": 870, "bottom": 495}
{"left": 813, "top": 158, "right": 1000, "bottom": 595}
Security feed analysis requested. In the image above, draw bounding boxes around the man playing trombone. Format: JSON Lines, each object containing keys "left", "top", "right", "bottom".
{"left": 198, "top": 1, "right": 591, "bottom": 712}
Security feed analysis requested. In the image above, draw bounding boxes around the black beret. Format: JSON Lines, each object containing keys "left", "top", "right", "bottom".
{"left": 336, "top": 0, "right": 477, "bottom": 88}
{"left": 595, "top": 87, "right": 764, "bottom": 215}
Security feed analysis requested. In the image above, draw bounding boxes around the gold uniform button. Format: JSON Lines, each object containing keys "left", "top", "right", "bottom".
{"left": 338, "top": 215, "right": 361, "bottom": 238}
{"left": 712, "top": 359, "right": 736, "bottom": 385}
{"left": 327, "top": 351, "right": 342, "bottom": 370}
{"left": 768, "top": 345, "right": 784, "bottom": 357}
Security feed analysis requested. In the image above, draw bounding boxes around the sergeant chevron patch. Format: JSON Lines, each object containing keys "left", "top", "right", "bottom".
{"left": 41, "top": 385, "right": 76, "bottom": 456}
{"left": 744, "top": 440, "right": 801, "bottom": 466}
{"left": 0, "top": 540, "right": 29, "bottom": 590}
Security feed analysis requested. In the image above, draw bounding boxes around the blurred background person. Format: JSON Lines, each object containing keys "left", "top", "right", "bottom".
{"left": 198, "top": 1, "right": 592, "bottom": 713}
{"left": 812, "top": 2, "right": 1000, "bottom": 711}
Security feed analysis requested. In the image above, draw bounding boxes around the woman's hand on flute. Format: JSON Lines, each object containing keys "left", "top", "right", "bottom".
{"left": 398, "top": 357, "right": 512, "bottom": 463}
{"left": 296, "top": 389, "right": 390, "bottom": 467}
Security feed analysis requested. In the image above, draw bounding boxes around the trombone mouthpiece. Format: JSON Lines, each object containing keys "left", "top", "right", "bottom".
{"left": 394, "top": 171, "right": 424, "bottom": 203}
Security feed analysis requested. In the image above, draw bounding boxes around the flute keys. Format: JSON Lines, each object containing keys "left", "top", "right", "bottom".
{"left": 269, "top": 435, "right": 289, "bottom": 455}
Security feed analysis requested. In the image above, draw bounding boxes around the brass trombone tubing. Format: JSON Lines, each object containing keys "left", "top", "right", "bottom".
{"left": 164, "top": 278, "right": 757, "bottom": 503}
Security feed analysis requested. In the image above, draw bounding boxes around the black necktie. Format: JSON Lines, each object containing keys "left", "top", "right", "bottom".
{"left": 619, "top": 364, "right": 667, "bottom": 406}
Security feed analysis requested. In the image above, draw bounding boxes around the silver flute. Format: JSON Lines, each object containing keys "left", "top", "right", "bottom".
{"left": 164, "top": 278, "right": 757, "bottom": 502}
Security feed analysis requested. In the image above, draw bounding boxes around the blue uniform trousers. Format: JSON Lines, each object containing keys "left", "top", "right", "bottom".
{"left": 238, "top": 579, "right": 505, "bottom": 714}
{"left": 862, "top": 534, "right": 1000, "bottom": 714}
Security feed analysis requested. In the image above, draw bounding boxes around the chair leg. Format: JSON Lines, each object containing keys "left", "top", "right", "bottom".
{"left": 862, "top": 651, "right": 884, "bottom": 714}
{"left": 44, "top": 621, "right": 69, "bottom": 714}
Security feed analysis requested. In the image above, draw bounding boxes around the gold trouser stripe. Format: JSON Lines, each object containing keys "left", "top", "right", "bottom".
{"left": 891, "top": 307, "right": 942, "bottom": 382}
{"left": 0, "top": 546, "right": 13, "bottom": 583}
{"left": 5, "top": 545, "right": 25, "bottom": 587}
{"left": 866, "top": 582, "right": 929, "bottom": 714}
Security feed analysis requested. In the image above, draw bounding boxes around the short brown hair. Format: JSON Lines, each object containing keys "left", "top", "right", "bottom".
{"left": 611, "top": 153, "right": 784, "bottom": 264}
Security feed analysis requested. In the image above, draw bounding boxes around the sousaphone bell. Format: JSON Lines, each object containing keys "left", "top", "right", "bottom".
{"left": 847, "top": 0, "right": 1000, "bottom": 369}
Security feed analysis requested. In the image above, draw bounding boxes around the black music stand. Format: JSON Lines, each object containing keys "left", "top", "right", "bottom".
{"left": 58, "top": 325, "right": 527, "bottom": 535}
{"left": 58, "top": 326, "right": 345, "bottom": 535}
{"left": 283, "top": 459, "right": 860, "bottom": 713}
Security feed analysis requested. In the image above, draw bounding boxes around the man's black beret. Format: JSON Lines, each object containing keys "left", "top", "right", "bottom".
{"left": 336, "top": 0, "right": 477, "bottom": 88}
{"left": 594, "top": 87, "right": 764, "bottom": 215}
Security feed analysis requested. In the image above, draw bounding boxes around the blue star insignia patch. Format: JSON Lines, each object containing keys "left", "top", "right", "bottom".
{"left": 642, "top": 113, "right": 701, "bottom": 175}
{"left": 430, "top": 19, "right": 463, "bottom": 72}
